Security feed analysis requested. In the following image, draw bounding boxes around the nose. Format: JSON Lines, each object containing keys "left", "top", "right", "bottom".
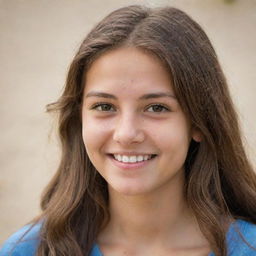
{"left": 113, "top": 113, "right": 145, "bottom": 145}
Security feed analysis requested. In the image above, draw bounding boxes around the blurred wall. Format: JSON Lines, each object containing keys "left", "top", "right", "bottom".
{"left": 0, "top": 0, "right": 255, "bottom": 243}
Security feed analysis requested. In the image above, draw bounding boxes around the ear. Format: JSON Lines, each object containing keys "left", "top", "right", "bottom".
{"left": 191, "top": 127, "right": 203, "bottom": 142}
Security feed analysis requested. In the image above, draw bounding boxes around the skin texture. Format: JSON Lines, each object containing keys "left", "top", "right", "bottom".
{"left": 82, "top": 47, "right": 208, "bottom": 255}
{"left": 82, "top": 47, "right": 198, "bottom": 196}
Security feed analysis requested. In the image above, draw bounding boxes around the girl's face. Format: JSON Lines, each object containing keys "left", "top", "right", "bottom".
{"left": 82, "top": 47, "right": 198, "bottom": 196}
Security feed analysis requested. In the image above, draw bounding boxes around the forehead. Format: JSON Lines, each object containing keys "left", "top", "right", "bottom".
{"left": 83, "top": 47, "right": 174, "bottom": 96}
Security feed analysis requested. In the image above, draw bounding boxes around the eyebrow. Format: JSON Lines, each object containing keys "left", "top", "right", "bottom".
{"left": 85, "top": 91, "right": 177, "bottom": 100}
{"left": 140, "top": 92, "right": 176, "bottom": 100}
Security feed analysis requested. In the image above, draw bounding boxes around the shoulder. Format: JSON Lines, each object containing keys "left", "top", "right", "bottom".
{"left": 0, "top": 222, "right": 41, "bottom": 256}
{"left": 227, "top": 219, "right": 256, "bottom": 254}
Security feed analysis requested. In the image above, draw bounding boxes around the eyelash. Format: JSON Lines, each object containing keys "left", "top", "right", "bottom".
{"left": 90, "top": 102, "right": 170, "bottom": 113}
{"left": 91, "top": 103, "right": 115, "bottom": 112}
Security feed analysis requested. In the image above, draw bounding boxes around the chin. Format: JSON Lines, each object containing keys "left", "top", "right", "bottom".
{"left": 109, "top": 182, "right": 153, "bottom": 196}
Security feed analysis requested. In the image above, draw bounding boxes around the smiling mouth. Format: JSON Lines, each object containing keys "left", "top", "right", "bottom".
{"left": 108, "top": 154, "right": 157, "bottom": 163}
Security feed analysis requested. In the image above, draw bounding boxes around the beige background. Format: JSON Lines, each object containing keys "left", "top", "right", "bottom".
{"left": 0, "top": 0, "right": 255, "bottom": 243}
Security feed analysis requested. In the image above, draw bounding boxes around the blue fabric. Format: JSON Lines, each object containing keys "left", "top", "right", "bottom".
{"left": 1, "top": 219, "right": 256, "bottom": 255}
{"left": 0, "top": 223, "right": 102, "bottom": 256}
{"left": 0, "top": 224, "right": 40, "bottom": 256}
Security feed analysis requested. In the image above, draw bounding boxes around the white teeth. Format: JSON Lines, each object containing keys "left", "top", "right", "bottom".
{"left": 122, "top": 156, "right": 129, "bottom": 163}
{"left": 143, "top": 155, "right": 149, "bottom": 161}
{"left": 113, "top": 154, "right": 154, "bottom": 163}
{"left": 137, "top": 155, "right": 143, "bottom": 162}
{"left": 129, "top": 156, "right": 137, "bottom": 163}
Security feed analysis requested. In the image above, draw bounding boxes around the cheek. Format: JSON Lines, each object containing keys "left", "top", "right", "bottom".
{"left": 82, "top": 116, "right": 112, "bottom": 152}
{"left": 150, "top": 119, "right": 191, "bottom": 155}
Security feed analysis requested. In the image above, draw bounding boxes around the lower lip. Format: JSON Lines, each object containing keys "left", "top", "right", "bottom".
{"left": 108, "top": 155, "right": 156, "bottom": 170}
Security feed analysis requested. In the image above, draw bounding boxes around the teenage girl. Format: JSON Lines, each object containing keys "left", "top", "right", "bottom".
{"left": 1, "top": 5, "right": 256, "bottom": 256}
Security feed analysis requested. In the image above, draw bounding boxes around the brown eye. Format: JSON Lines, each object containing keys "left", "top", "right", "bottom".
{"left": 92, "top": 103, "right": 115, "bottom": 112}
{"left": 147, "top": 104, "right": 169, "bottom": 113}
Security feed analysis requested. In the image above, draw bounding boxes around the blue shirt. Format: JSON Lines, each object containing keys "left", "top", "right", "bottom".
{"left": 1, "top": 219, "right": 256, "bottom": 255}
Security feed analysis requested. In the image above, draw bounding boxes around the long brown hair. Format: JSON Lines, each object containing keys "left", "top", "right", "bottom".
{"left": 35, "top": 5, "right": 256, "bottom": 256}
